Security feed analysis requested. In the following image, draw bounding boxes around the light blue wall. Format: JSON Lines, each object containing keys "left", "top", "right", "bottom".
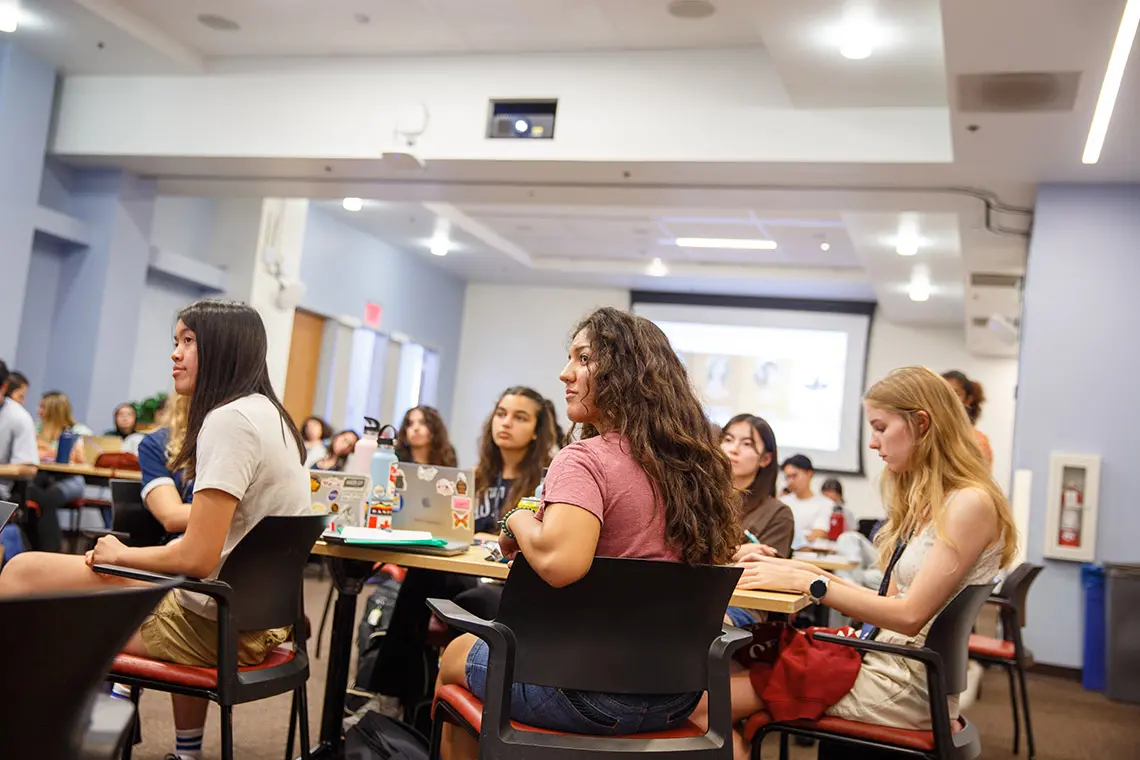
{"left": 299, "top": 209, "right": 466, "bottom": 421}
{"left": 1015, "top": 183, "right": 1140, "bottom": 668}
{"left": 0, "top": 42, "right": 56, "bottom": 359}
{"left": 15, "top": 233, "right": 69, "bottom": 401}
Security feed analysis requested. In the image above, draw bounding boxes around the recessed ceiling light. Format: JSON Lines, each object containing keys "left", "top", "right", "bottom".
{"left": 820, "top": 242, "right": 831, "bottom": 251}
{"left": 674, "top": 237, "right": 777, "bottom": 250}
{"left": 840, "top": 38, "right": 874, "bottom": 60}
{"left": 838, "top": 12, "right": 876, "bottom": 60}
{"left": 0, "top": 4, "right": 18, "bottom": 33}
{"left": 429, "top": 236, "right": 450, "bottom": 257}
{"left": 1082, "top": 0, "right": 1140, "bottom": 164}
{"left": 908, "top": 267, "right": 932, "bottom": 302}
{"left": 668, "top": 0, "right": 716, "bottom": 20}
{"left": 895, "top": 217, "right": 921, "bottom": 256}
{"left": 647, "top": 257, "right": 669, "bottom": 277}
{"left": 342, "top": 197, "right": 363, "bottom": 212}
{"left": 197, "top": 13, "right": 240, "bottom": 32}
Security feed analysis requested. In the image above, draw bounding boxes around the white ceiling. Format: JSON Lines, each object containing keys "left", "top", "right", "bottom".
{"left": 12, "top": 0, "right": 1140, "bottom": 355}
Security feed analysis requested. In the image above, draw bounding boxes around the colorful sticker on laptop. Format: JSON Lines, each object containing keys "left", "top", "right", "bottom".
{"left": 310, "top": 477, "right": 320, "bottom": 493}
{"left": 455, "top": 472, "right": 468, "bottom": 495}
{"left": 328, "top": 489, "right": 339, "bottom": 501}
{"left": 311, "top": 502, "right": 327, "bottom": 514}
{"left": 417, "top": 465, "right": 438, "bottom": 481}
{"left": 452, "top": 511, "right": 470, "bottom": 529}
{"left": 451, "top": 495, "right": 472, "bottom": 514}
{"left": 394, "top": 469, "right": 407, "bottom": 491}
{"left": 436, "top": 478, "right": 455, "bottom": 496}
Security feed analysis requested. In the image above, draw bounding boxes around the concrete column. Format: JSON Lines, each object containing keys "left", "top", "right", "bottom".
{"left": 0, "top": 42, "right": 55, "bottom": 358}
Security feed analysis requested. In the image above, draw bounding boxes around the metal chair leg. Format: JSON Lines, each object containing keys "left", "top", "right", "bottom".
{"left": 285, "top": 691, "right": 297, "bottom": 760}
{"left": 316, "top": 583, "right": 336, "bottom": 658}
{"left": 428, "top": 706, "right": 446, "bottom": 760}
{"left": 1016, "top": 663, "right": 1036, "bottom": 760}
{"left": 220, "top": 705, "right": 235, "bottom": 760}
{"left": 298, "top": 685, "right": 312, "bottom": 760}
{"left": 779, "top": 732, "right": 789, "bottom": 760}
{"left": 1007, "top": 664, "right": 1021, "bottom": 755}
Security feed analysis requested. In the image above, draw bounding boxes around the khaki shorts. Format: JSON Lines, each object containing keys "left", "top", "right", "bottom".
{"left": 140, "top": 592, "right": 290, "bottom": 668}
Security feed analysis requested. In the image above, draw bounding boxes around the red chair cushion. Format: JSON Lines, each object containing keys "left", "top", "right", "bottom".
{"left": 110, "top": 646, "right": 296, "bottom": 690}
{"left": 742, "top": 712, "right": 935, "bottom": 751}
{"left": 95, "top": 452, "right": 141, "bottom": 471}
{"left": 379, "top": 563, "right": 407, "bottom": 583}
{"left": 969, "top": 634, "right": 1016, "bottom": 660}
{"left": 434, "top": 684, "right": 704, "bottom": 739}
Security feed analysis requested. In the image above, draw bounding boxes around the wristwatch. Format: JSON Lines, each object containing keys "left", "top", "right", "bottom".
{"left": 809, "top": 575, "right": 830, "bottom": 604}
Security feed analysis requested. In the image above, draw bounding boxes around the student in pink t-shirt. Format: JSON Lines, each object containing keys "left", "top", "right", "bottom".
{"left": 435, "top": 307, "right": 741, "bottom": 758}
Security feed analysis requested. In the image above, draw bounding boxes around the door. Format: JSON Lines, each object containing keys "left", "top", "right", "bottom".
{"left": 283, "top": 308, "right": 325, "bottom": 426}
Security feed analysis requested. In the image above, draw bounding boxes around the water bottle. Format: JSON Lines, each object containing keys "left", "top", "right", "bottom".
{"left": 828, "top": 505, "right": 847, "bottom": 541}
{"left": 364, "top": 422, "right": 399, "bottom": 529}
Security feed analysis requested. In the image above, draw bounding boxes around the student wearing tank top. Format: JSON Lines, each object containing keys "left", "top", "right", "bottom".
{"left": 0, "top": 300, "right": 311, "bottom": 760}
{"left": 435, "top": 308, "right": 741, "bottom": 759}
{"left": 697, "top": 367, "right": 1018, "bottom": 760}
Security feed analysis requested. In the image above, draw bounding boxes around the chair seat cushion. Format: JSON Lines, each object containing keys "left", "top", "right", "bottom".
{"left": 434, "top": 684, "right": 704, "bottom": 739}
{"left": 969, "top": 634, "right": 1016, "bottom": 660}
{"left": 743, "top": 712, "right": 935, "bottom": 751}
{"left": 110, "top": 645, "right": 295, "bottom": 689}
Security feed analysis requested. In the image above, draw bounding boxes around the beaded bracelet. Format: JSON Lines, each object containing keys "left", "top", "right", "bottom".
{"left": 500, "top": 505, "right": 538, "bottom": 540}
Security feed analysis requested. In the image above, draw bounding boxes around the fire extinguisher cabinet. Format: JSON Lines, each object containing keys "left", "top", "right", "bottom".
{"left": 1107, "top": 563, "right": 1140, "bottom": 704}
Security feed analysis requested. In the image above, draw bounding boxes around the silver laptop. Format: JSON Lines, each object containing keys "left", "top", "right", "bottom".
{"left": 390, "top": 463, "right": 475, "bottom": 555}
{"left": 0, "top": 501, "right": 16, "bottom": 528}
{"left": 309, "top": 470, "right": 370, "bottom": 531}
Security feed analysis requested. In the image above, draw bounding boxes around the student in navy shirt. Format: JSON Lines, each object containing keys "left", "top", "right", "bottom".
{"left": 136, "top": 395, "right": 193, "bottom": 534}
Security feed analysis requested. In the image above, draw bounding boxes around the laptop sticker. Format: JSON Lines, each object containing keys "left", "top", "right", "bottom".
{"left": 328, "top": 489, "right": 339, "bottom": 501}
{"left": 310, "top": 476, "right": 320, "bottom": 492}
{"left": 456, "top": 472, "right": 469, "bottom": 495}
{"left": 452, "top": 495, "right": 472, "bottom": 529}
{"left": 452, "top": 495, "right": 472, "bottom": 514}
{"left": 417, "top": 465, "right": 438, "bottom": 481}
{"left": 394, "top": 468, "right": 407, "bottom": 491}
{"left": 436, "top": 478, "right": 455, "bottom": 496}
{"left": 452, "top": 511, "right": 470, "bottom": 529}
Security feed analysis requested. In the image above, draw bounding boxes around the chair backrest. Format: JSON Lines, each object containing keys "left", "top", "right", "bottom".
{"left": 110, "top": 479, "right": 167, "bottom": 548}
{"left": 0, "top": 581, "right": 177, "bottom": 760}
{"left": 495, "top": 555, "right": 742, "bottom": 694}
{"left": 994, "top": 562, "right": 1044, "bottom": 629}
{"left": 216, "top": 514, "right": 328, "bottom": 632}
{"left": 922, "top": 583, "right": 997, "bottom": 694}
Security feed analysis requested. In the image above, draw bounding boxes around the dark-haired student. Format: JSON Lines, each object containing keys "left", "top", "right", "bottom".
{"left": 0, "top": 299, "right": 311, "bottom": 760}
{"left": 365, "top": 387, "right": 558, "bottom": 721}
{"left": 396, "top": 405, "right": 458, "bottom": 467}
{"left": 721, "top": 414, "right": 794, "bottom": 560}
{"left": 312, "top": 429, "right": 359, "bottom": 471}
{"left": 4, "top": 370, "right": 28, "bottom": 406}
{"left": 436, "top": 308, "right": 741, "bottom": 760}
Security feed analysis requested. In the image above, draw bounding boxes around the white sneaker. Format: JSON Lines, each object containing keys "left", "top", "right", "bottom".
{"left": 343, "top": 694, "right": 404, "bottom": 731}
{"left": 959, "top": 661, "right": 985, "bottom": 711}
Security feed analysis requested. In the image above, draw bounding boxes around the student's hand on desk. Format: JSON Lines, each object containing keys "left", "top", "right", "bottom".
{"left": 86, "top": 535, "right": 128, "bottom": 567}
{"left": 733, "top": 543, "right": 779, "bottom": 562}
{"left": 736, "top": 556, "right": 815, "bottom": 593}
{"left": 496, "top": 533, "right": 519, "bottom": 558}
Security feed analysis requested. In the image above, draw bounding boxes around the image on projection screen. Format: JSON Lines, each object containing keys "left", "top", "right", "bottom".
{"left": 655, "top": 320, "right": 849, "bottom": 454}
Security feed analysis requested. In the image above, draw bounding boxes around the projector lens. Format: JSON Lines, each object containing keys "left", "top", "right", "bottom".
{"left": 514, "top": 119, "right": 529, "bottom": 133}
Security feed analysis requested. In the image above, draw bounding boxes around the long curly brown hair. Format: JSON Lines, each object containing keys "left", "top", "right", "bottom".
{"left": 570, "top": 308, "right": 740, "bottom": 565}
{"left": 395, "top": 405, "right": 458, "bottom": 467}
{"left": 473, "top": 387, "right": 558, "bottom": 520}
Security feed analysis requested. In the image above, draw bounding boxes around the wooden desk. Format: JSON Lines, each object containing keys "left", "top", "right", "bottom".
{"left": 308, "top": 540, "right": 809, "bottom": 757}
{"left": 36, "top": 463, "right": 141, "bottom": 482}
{"left": 311, "top": 541, "right": 810, "bottom": 615}
{"left": 793, "top": 554, "right": 859, "bottom": 572}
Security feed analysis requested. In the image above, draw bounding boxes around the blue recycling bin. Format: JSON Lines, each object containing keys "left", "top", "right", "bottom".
{"left": 1082, "top": 563, "right": 1106, "bottom": 691}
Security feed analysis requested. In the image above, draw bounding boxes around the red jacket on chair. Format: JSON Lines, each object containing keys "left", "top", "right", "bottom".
{"left": 748, "top": 626, "right": 863, "bottom": 722}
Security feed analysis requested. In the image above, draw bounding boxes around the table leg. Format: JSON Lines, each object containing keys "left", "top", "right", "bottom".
{"left": 309, "top": 557, "right": 374, "bottom": 759}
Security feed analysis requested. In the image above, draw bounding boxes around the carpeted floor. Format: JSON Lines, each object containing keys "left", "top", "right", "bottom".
{"left": 124, "top": 577, "right": 1140, "bottom": 759}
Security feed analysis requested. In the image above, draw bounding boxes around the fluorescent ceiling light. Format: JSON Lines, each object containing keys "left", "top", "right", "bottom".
{"left": 838, "top": 12, "right": 876, "bottom": 60}
{"left": 342, "top": 197, "right": 363, "bottom": 212}
{"left": 908, "top": 267, "right": 931, "bottom": 302}
{"left": 820, "top": 242, "right": 831, "bottom": 251}
{"left": 896, "top": 238, "right": 918, "bottom": 256}
{"left": 0, "top": 3, "right": 18, "bottom": 33}
{"left": 1082, "top": 0, "right": 1140, "bottom": 164}
{"left": 840, "top": 36, "right": 873, "bottom": 60}
{"left": 895, "top": 216, "right": 921, "bottom": 256}
{"left": 674, "top": 237, "right": 777, "bottom": 250}
{"left": 647, "top": 257, "right": 669, "bottom": 277}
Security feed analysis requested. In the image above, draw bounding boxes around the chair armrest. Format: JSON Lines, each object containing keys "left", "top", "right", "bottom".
{"left": 81, "top": 529, "right": 132, "bottom": 541}
{"left": 812, "top": 631, "right": 942, "bottom": 668}
{"left": 92, "top": 564, "right": 228, "bottom": 603}
{"left": 984, "top": 596, "right": 1016, "bottom": 610}
{"left": 426, "top": 598, "right": 504, "bottom": 640}
{"left": 711, "top": 625, "right": 753, "bottom": 660}
{"left": 705, "top": 626, "right": 754, "bottom": 745}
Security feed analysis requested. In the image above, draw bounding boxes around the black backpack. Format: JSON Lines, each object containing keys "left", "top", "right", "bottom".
{"left": 344, "top": 711, "right": 429, "bottom": 760}
{"left": 353, "top": 576, "right": 403, "bottom": 690}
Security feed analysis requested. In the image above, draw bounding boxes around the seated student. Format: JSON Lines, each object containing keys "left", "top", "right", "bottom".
{"left": 366, "top": 387, "right": 558, "bottom": 717}
{"left": 700, "top": 366, "right": 1016, "bottom": 760}
{"left": 301, "top": 415, "right": 333, "bottom": 468}
{"left": 3, "top": 370, "right": 28, "bottom": 406}
{"left": 721, "top": 414, "right": 794, "bottom": 560}
{"left": 0, "top": 361, "right": 38, "bottom": 565}
{"left": 941, "top": 370, "right": 993, "bottom": 470}
{"left": 137, "top": 393, "right": 194, "bottom": 534}
{"left": 311, "top": 429, "right": 359, "bottom": 471}
{"left": 779, "top": 453, "right": 834, "bottom": 544}
{"left": 395, "top": 405, "right": 458, "bottom": 466}
{"left": 106, "top": 403, "right": 138, "bottom": 439}
{"left": 0, "top": 299, "right": 311, "bottom": 760}
{"left": 26, "top": 391, "right": 94, "bottom": 551}
{"left": 436, "top": 308, "right": 740, "bottom": 759}
{"left": 820, "top": 477, "right": 857, "bottom": 535}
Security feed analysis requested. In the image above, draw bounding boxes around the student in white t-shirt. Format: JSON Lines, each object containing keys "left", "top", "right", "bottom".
{"left": 780, "top": 453, "right": 834, "bottom": 543}
{"left": 0, "top": 300, "right": 310, "bottom": 760}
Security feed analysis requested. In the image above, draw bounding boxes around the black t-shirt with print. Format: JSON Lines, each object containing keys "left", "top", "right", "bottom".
{"left": 474, "top": 478, "right": 513, "bottom": 534}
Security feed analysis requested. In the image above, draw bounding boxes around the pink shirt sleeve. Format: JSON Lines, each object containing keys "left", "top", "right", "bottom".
{"left": 540, "top": 442, "right": 605, "bottom": 525}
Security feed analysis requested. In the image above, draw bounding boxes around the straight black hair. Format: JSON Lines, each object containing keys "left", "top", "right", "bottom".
{"left": 722, "top": 413, "right": 780, "bottom": 505}
{"left": 782, "top": 453, "right": 814, "bottom": 472}
{"left": 170, "top": 300, "right": 304, "bottom": 479}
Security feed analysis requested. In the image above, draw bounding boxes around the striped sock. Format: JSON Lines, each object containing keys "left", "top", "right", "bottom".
{"left": 109, "top": 683, "right": 133, "bottom": 701}
{"left": 173, "top": 728, "right": 203, "bottom": 760}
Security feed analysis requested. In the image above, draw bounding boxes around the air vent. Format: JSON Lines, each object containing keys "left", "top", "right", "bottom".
{"left": 957, "top": 72, "right": 1080, "bottom": 113}
{"left": 970, "top": 272, "right": 1023, "bottom": 288}
{"left": 971, "top": 316, "right": 1020, "bottom": 328}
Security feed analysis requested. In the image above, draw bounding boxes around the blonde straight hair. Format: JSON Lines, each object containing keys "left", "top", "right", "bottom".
{"left": 865, "top": 366, "right": 1017, "bottom": 569}
{"left": 39, "top": 392, "right": 77, "bottom": 443}
{"left": 164, "top": 393, "right": 192, "bottom": 471}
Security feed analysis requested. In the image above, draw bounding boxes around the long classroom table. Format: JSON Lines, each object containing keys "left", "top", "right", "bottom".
{"left": 35, "top": 462, "right": 142, "bottom": 484}
{"left": 307, "top": 541, "right": 811, "bottom": 758}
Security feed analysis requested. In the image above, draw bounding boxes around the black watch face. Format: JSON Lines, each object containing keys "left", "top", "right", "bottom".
{"left": 810, "top": 578, "right": 827, "bottom": 599}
